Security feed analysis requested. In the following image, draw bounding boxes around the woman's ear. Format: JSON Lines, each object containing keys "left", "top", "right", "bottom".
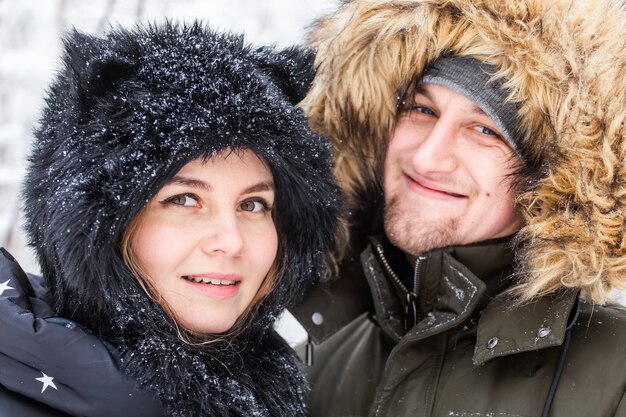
{"left": 251, "top": 45, "right": 316, "bottom": 105}
{"left": 63, "top": 29, "right": 137, "bottom": 115}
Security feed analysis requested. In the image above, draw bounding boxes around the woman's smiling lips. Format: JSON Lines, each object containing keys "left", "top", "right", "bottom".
{"left": 181, "top": 273, "right": 242, "bottom": 298}
{"left": 404, "top": 173, "right": 468, "bottom": 200}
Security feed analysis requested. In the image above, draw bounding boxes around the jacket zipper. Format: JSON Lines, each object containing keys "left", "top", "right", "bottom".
{"left": 411, "top": 255, "right": 426, "bottom": 325}
{"left": 374, "top": 243, "right": 418, "bottom": 332}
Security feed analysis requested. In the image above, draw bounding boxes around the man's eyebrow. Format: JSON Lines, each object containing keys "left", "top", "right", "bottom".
{"left": 417, "top": 84, "right": 490, "bottom": 117}
{"left": 165, "top": 176, "right": 212, "bottom": 191}
{"left": 466, "top": 102, "right": 488, "bottom": 117}
{"left": 243, "top": 181, "right": 275, "bottom": 194}
{"left": 414, "top": 84, "right": 431, "bottom": 99}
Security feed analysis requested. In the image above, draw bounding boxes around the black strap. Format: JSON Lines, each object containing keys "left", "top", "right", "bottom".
{"left": 541, "top": 298, "right": 580, "bottom": 417}
{"left": 305, "top": 335, "right": 314, "bottom": 366}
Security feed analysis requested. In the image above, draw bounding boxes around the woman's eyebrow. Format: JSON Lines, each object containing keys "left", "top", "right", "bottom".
{"left": 165, "top": 176, "right": 212, "bottom": 191}
{"left": 243, "top": 181, "right": 275, "bottom": 194}
{"left": 164, "top": 177, "right": 274, "bottom": 194}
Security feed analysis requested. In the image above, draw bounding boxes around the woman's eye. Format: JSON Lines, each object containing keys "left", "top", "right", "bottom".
{"left": 163, "top": 193, "right": 199, "bottom": 207}
{"left": 240, "top": 199, "right": 270, "bottom": 213}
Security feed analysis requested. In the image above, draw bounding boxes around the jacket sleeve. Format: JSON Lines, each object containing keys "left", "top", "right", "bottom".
{"left": 0, "top": 384, "right": 70, "bottom": 417}
{"left": 0, "top": 248, "right": 163, "bottom": 417}
{"left": 615, "top": 390, "right": 626, "bottom": 417}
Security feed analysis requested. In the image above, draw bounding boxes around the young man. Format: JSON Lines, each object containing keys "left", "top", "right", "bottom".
{"left": 291, "top": 0, "right": 626, "bottom": 416}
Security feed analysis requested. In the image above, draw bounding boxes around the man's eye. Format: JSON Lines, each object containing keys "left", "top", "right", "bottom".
{"left": 240, "top": 199, "right": 270, "bottom": 213}
{"left": 163, "top": 194, "right": 199, "bottom": 206}
{"left": 404, "top": 105, "right": 436, "bottom": 116}
{"left": 474, "top": 125, "right": 499, "bottom": 136}
{"left": 414, "top": 106, "right": 436, "bottom": 116}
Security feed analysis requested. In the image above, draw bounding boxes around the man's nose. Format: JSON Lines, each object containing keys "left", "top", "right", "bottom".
{"left": 200, "top": 214, "right": 244, "bottom": 257}
{"left": 411, "top": 118, "right": 458, "bottom": 173}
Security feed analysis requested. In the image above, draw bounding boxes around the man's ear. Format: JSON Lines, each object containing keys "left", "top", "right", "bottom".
{"left": 251, "top": 45, "right": 316, "bottom": 105}
{"left": 63, "top": 29, "right": 137, "bottom": 115}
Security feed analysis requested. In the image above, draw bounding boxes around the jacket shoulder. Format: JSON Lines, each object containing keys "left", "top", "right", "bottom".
{"left": 574, "top": 301, "right": 626, "bottom": 343}
{"left": 568, "top": 301, "right": 626, "bottom": 378}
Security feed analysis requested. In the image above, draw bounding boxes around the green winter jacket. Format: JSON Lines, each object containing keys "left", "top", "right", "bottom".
{"left": 292, "top": 236, "right": 626, "bottom": 417}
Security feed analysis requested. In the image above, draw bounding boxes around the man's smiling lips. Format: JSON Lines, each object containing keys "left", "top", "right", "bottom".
{"left": 403, "top": 173, "right": 468, "bottom": 200}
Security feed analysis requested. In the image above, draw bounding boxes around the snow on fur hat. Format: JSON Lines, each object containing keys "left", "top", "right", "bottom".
{"left": 301, "top": 0, "right": 626, "bottom": 304}
{"left": 24, "top": 22, "right": 340, "bottom": 337}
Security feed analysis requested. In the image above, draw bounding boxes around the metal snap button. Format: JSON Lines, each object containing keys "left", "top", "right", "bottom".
{"left": 537, "top": 327, "right": 551, "bottom": 338}
{"left": 311, "top": 312, "right": 324, "bottom": 326}
{"left": 487, "top": 337, "right": 499, "bottom": 350}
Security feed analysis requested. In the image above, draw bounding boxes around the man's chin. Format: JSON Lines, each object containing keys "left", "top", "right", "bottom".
{"left": 384, "top": 196, "right": 457, "bottom": 255}
{"left": 384, "top": 217, "right": 460, "bottom": 257}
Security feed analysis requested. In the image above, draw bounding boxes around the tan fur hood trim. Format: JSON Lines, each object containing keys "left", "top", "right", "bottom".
{"left": 301, "top": 0, "right": 626, "bottom": 303}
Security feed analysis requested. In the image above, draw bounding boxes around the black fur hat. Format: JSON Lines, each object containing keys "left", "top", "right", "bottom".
{"left": 23, "top": 22, "right": 340, "bottom": 416}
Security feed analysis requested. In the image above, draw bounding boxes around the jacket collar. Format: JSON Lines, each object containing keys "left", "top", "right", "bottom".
{"left": 364, "top": 236, "right": 514, "bottom": 343}
{"left": 474, "top": 289, "right": 578, "bottom": 365}
{"left": 291, "top": 236, "right": 579, "bottom": 362}
{"left": 290, "top": 235, "right": 511, "bottom": 343}
{"left": 363, "top": 241, "right": 486, "bottom": 342}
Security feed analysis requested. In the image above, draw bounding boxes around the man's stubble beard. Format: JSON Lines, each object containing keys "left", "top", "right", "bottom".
{"left": 383, "top": 194, "right": 460, "bottom": 258}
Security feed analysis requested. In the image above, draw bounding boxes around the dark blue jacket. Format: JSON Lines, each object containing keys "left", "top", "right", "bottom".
{"left": 0, "top": 248, "right": 163, "bottom": 417}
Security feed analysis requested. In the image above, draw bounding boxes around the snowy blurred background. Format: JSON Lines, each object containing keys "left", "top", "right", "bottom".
{"left": 1, "top": 0, "right": 623, "bottom": 347}
{"left": 0, "top": 0, "right": 341, "bottom": 345}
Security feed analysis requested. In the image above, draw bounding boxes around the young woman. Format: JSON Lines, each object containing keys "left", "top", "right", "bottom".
{"left": 0, "top": 22, "right": 340, "bottom": 416}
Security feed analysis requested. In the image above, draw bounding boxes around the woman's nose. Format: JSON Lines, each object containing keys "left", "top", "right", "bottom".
{"left": 200, "top": 215, "right": 244, "bottom": 257}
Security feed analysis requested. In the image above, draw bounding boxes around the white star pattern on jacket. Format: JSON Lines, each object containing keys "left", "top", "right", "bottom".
{"left": 0, "top": 279, "right": 14, "bottom": 295}
{"left": 35, "top": 372, "right": 57, "bottom": 393}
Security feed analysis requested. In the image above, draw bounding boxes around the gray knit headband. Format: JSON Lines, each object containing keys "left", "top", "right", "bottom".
{"left": 421, "top": 56, "right": 522, "bottom": 153}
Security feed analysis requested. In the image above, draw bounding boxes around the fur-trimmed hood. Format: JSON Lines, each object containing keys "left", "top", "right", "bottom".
{"left": 300, "top": 0, "right": 626, "bottom": 304}
{"left": 22, "top": 22, "right": 340, "bottom": 416}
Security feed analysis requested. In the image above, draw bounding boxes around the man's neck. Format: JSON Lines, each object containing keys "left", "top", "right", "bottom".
{"left": 384, "top": 234, "right": 518, "bottom": 295}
